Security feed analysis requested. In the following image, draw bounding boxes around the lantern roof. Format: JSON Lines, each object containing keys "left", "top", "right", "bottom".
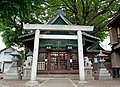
{"left": 97, "top": 50, "right": 107, "bottom": 57}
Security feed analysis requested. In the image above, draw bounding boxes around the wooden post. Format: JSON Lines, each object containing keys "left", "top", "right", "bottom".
{"left": 67, "top": 51, "right": 70, "bottom": 71}
{"left": 58, "top": 52, "right": 60, "bottom": 70}
{"left": 47, "top": 50, "right": 51, "bottom": 71}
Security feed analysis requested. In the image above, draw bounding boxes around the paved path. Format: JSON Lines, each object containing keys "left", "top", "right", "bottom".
{"left": 0, "top": 78, "right": 120, "bottom": 87}
{"left": 39, "top": 78, "right": 78, "bottom": 87}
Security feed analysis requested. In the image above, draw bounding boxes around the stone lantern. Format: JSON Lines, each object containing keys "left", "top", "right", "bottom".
{"left": 97, "top": 50, "right": 107, "bottom": 68}
{"left": 3, "top": 50, "right": 21, "bottom": 80}
{"left": 96, "top": 50, "right": 112, "bottom": 80}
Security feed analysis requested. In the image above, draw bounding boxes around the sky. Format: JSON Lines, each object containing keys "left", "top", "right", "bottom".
{"left": 100, "top": 36, "right": 111, "bottom": 51}
{"left": 0, "top": 36, "right": 6, "bottom": 50}
{"left": 0, "top": 35, "right": 111, "bottom": 51}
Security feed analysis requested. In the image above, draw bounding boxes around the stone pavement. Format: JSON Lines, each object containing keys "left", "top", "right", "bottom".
{"left": 38, "top": 78, "right": 78, "bottom": 87}
{"left": 0, "top": 78, "right": 120, "bottom": 87}
{"left": 38, "top": 78, "right": 120, "bottom": 87}
{"left": 73, "top": 79, "right": 120, "bottom": 87}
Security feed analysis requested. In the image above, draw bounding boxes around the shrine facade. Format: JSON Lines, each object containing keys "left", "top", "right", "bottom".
{"left": 19, "top": 10, "right": 100, "bottom": 81}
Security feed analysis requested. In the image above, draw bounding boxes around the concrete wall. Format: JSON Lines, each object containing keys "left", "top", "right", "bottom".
{"left": 0, "top": 48, "right": 15, "bottom": 72}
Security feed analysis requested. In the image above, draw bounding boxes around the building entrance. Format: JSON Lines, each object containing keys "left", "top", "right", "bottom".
{"left": 37, "top": 48, "right": 79, "bottom": 74}
{"left": 50, "top": 52, "right": 67, "bottom": 70}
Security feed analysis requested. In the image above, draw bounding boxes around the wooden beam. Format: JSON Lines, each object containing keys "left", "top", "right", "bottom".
{"left": 23, "top": 37, "right": 34, "bottom": 42}
{"left": 39, "top": 34, "right": 77, "bottom": 39}
{"left": 23, "top": 24, "right": 94, "bottom": 31}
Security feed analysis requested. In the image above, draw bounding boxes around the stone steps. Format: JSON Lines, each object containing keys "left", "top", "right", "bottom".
{"left": 37, "top": 74, "right": 79, "bottom": 80}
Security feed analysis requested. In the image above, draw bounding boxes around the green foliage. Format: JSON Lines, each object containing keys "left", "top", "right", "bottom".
{"left": 44, "top": 0, "right": 120, "bottom": 40}
{"left": 0, "top": 0, "right": 119, "bottom": 47}
{"left": 94, "top": 31, "right": 108, "bottom": 42}
{"left": 0, "top": 22, "right": 8, "bottom": 31}
{"left": 1, "top": 28, "right": 22, "bottom": 47}
{"left": 0, "top": 0, "right": 45, "bottom": 47}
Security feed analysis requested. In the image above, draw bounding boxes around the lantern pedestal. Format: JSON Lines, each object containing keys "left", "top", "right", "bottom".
{"left": 3, "top": 68, "right": 21, "bottom": 80}
{"left": 96, "top": 67, "right": 112, "bottom": 80}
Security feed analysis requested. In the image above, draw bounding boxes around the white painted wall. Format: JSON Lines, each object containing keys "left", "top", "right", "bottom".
{"left": 0, "top": 48, "right": 15, "bottom": 72}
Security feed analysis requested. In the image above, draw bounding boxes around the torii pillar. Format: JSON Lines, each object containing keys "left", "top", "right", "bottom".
{"left": 23, "top": 24, "right": 94, "bottom": 83}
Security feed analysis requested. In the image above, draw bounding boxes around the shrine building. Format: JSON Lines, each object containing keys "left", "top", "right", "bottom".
{"left": 19, "top": 10, "right": 102, "bottom": 81}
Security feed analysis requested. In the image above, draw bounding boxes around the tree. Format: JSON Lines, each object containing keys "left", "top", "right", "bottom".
{"left": 44, "top": 0, "right": 120, "bottom": 41}
{"left": 0, "top": 0, "right": 46, "bottom": 47}
{"left": 0, "top": 0, "right": 119, "bottom": 47}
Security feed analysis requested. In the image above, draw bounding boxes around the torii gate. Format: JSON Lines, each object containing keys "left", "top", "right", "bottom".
{"left": 23, "top": 24, "right": 94, "bottom": 81}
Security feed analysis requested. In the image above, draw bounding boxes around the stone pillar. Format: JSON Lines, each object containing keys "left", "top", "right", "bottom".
{"left": 23, "top": 66, "right": 31, "bottom": 80}
{"left": 85, "top": 67, "right": 94, "bottom": 80}
{"left": 77, "top": 30, "right": 85, "bottom": 81}
{"left": 31, "top": 29, "right": 40, "bottom": 81}
{"left": 22, "top": 51, "right": 33, "bottom": 80}
{"left": 84, "top": 56, "right": 94, "bottom": 80}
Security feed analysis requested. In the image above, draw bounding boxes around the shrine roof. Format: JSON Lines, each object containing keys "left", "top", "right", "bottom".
{"left": 19, "top": 9, "right": 99, "bottom": 40}
{"left": 47, "top": 9, "right": 72, "bottom": 25}
{"left": 86, "top": 42, "right": 111, "bottom": 53}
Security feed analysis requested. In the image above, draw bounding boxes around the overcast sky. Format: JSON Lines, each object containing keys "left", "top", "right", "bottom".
{"left": 0, "top": 36, "right": 6, "bottom": 50}
{"left": 100, "top": 36, "right": 111, "bottom": 51}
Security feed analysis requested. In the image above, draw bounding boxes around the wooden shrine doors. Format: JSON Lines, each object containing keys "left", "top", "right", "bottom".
{"left": 37, "top": 49, "right": 79, "bottom": 74}
{"left": 50, "top": 52, "right": 68, "bottom": 70}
